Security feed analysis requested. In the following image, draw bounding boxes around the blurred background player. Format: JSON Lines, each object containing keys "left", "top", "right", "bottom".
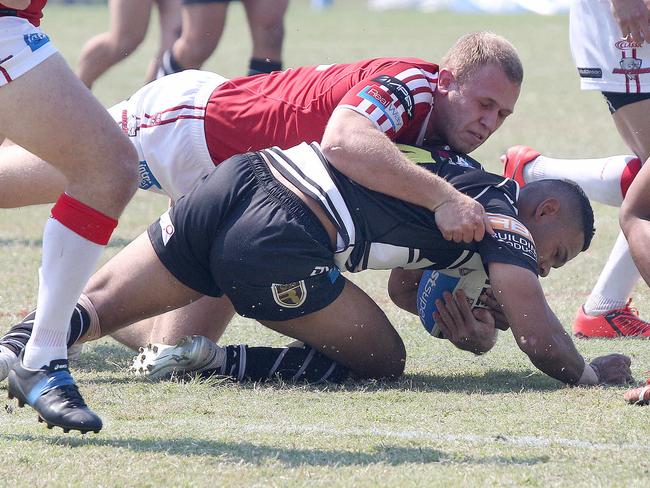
{"left": 76, "top": 0, "right": 182, "bottom": 88}
{"left": 0, "top": 0, "right": 138, "bottom": 432}
{"left": 502, "top": 0, "right": 650, "bottom": 338}
{"left": 158, "top": 0, "right": 288, "bottom": 77}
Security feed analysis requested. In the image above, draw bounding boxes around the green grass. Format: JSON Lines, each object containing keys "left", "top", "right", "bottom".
{"left": 1, "top": 2, "right": 650, "bottom": 486}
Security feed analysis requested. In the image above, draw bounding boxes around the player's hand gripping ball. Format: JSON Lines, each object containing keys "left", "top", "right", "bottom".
{"left": 417, "top": 256, "right": 489, "bottom": 338}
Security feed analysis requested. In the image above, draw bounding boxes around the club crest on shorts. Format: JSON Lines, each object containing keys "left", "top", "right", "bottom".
{"left": 271, "top": 281, "right": 307, "bottom": 308}
{"left": 159, "top": 210, "right": 175, "bottom": 246}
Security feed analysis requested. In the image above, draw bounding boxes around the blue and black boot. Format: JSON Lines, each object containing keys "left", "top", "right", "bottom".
{"left": 7, "top": 358, "right": 102, "bottom": 434}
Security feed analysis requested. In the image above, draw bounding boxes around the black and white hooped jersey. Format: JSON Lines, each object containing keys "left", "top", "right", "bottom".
{"left": 262, "top": 142, "right": 539, "bottom": 277}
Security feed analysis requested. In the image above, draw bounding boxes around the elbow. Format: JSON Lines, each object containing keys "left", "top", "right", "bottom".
{"left": 320, "top": 135, "right": 347, "bottom": 165}
{"left": 387, "top": 283, "right": 407, "bottom": 310}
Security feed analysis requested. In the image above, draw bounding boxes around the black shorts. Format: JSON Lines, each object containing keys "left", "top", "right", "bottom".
{"left": 602, "top": 91, "right": 650, "bottom": 113}
{"left": 147, "top": 153, "right": 345, "bottom": 321}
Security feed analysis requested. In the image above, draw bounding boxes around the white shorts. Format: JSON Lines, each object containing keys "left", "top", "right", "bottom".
{"left": 0, "top": 17, "right": 57, "bottom": 87}
{"left": 108, "top": 70, "right": 228, "bottom": 202}
{"left": 570, "top": 0, "right": 650, "bottom": 93}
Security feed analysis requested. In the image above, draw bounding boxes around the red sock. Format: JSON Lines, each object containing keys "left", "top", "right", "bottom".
{"left": 50, "top": 193, "right": 117, "bottom": 245}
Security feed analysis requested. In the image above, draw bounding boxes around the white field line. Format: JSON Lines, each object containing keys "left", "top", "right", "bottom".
{"left": 2, "top": 417, "right": 647, "bottom": 452}
{"left": 238, "top": 423, "right": 649, "bottom": 451}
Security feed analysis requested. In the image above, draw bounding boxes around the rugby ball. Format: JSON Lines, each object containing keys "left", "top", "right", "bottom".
{"left": 417, "top": 254, "right": 490, "bottom": 338}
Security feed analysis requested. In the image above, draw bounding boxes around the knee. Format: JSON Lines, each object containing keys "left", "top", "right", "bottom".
{"left": 109, "top": 30, "right": 147, "bottom": 57}
{"left": 356, "top": 337, "right": 406, "bottom": 380}
{"left": 101, "top": 137, "right": 140, "bottom": 200}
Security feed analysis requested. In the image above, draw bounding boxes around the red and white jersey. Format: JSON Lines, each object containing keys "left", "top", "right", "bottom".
{"left": 204, "top": 58, "right": 439, "bottom": 163}
{"left": 0, "top": 0, "right": 46, "bottom": 26}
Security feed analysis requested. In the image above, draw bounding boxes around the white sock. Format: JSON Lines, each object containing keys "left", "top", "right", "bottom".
{"left": 22, "top": 218, "right": 104, "bottom": 369}
{"left": 523, "top": 154, "right": 636, "bottom": 206}
{"left": 583, "top": 231, "right": 640, "bottom": 315}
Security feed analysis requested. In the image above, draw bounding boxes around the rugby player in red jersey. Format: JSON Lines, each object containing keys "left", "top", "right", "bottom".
{"left": 0, "top": 0, "right": 139, "bottom": 433}
{"left": 0, "top": 32, "right": 521, "bottom": 373}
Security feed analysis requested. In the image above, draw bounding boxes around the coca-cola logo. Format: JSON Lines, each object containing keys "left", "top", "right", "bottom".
{"left": 616, "top": 39, "right": 643, "bottom": 49}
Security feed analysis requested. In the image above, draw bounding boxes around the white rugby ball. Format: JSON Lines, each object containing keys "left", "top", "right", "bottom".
{"left": 417, "top": 254, "right": 490, "bottom": 338}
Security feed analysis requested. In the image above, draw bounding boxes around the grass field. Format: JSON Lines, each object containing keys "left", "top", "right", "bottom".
{"left": 1, "top": 2, "right": 650, "bottom": 486}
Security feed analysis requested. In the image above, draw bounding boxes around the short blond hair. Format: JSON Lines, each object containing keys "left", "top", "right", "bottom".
{"left": 441, "top": 31, "right": 523, "bottom": 85}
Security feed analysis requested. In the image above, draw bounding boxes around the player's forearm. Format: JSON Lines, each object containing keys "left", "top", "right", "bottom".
{"left": 490, "top": 264, "right": 587, "bottom": 383}
{"left": 321, "top": 121, "right": 457, "bottom": 212}
{"left": 522, "top": 330, "right": 586, "bottom": 384}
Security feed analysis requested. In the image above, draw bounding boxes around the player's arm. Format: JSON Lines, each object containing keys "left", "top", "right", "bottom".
{"left": 321, "top": 109, "right": 491, "bottom": 243}
{"left": 2, "top": 0, "right": 30, "bottom": 9}
{"left": 488, "top": 261, "right": 633, "bottom": 385}
{"left": 620, "top": 162, "right": 650, "bottom": 286}
{"left": 387, "top": 268, "right": 422, "bottom": 314}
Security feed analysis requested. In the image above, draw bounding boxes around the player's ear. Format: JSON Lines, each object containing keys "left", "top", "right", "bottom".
{"left": 534, "top": 197, "right": 561, "bottom": 220}
{"left": 437, "top": 68, "right": 456, "bottom": 94}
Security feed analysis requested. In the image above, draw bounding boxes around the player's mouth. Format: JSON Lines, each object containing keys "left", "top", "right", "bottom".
{"left": 469, "top": 130, "right": 485, "bottom": 143}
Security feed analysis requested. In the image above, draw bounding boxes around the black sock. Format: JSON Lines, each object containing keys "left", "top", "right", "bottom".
{"left": 248, "top": 57, "right": 282, "bottom": 76}
{"left": 0, "top": 303, "right": 91, "bottom": 356}
{"left": 160, "top": 49, "right": 186, "bottom": 76}
{"left": 203, "top": 345, "right": 348, "bottom": 384}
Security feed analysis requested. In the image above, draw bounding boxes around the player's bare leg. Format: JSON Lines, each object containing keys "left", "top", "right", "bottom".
{"left": 110, "top": 295, "right": 235, "bottom": 350}
{"left": 134, "top": 278, "right": 406, "bottom": 382}
{"left": 0, "top": 53, "right": 138, "bottom": 433}
{"left": 0, "top": 232, "right": 204, "bottom": 378}
{"left": 76, "top": 0, "right": 154, "bottom": 88}
{"left": 0, "top": 144, "right": 66, "bottom": 207}
{"left": 243, "top": 0, "right": 287, "bottom": 75}
{"left": 572, "top": 98, "right": 650, "bottom": 337}
{"left": 260, "top": 279, "right": 406, "bottom": 380}
{"left": 144, "top": 0, "right": 182, "bottom": 83}
{"left": 160, "top": 2, "right": 228, "bottom": 75}
{"left": 82, "top": 233, "right": 202, "bottom": 335}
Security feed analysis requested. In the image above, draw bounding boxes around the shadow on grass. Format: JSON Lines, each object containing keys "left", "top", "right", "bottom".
{"left": 72, "top": 343, "right": 134, "bottom": 373}
{"left": 205, "top": 369, "right": 565, "bottom": 395}
{"left": 71, "top": 347, "right": 564, "bottom": 393}
{"left": 43, "top": 342, "right": 564, "bottom": 394}
{"left": 0, "top": 433, "right": 550, "bottom": 467}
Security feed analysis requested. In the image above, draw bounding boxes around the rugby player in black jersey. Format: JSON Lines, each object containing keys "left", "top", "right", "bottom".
{"left": 1, "top": 143, "right": 632, "bottom": 388}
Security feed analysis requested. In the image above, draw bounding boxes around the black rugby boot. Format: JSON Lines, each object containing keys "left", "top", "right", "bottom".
{"left": 8, "top": 359, "right": 102, "bottom": 434}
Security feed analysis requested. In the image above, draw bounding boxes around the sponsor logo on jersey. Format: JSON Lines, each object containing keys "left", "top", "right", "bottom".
{"left": 23, "top": 33, "right": 49, "bottom": 52}
{"left": 159, "top": 211, "right": 175, "bottom": 246}
{"left": 487, "top": 213, "right": 537, "bottom": 263}
{"left": 310, "top": 265, "right": 330, "bottom": 276}
{"left": 449, "top": 154, "right": 475, "bottom": 168}
{"left": 358, "top": 85, "right": 403, "bottom": 131}
{"left": 577, "top": 67, "right": 602, "bottom": 79}
{"left": 399, "top": 144, "right": 436, "bottom": 164}
{"left": 487, "top": 213, "right": 533, "bottom": 240}
{"left": 271, "top": 281, "right": 307, "bottom": 308}
{"left": 493, "top": 230, "right": 537, "bottom": 263}
{"left": 615, "top": 40, "right": 643, "bottom": 50}
{"left": 138, "top": 160, "right": 162, "bottom": 191}
{"left": 373, "top": 75, "right": 415, "bottom": 120}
